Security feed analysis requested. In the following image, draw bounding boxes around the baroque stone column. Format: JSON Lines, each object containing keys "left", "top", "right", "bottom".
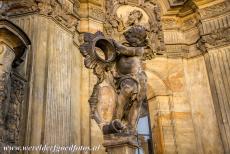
{"left": 197, "top": 1, "right": 230, "bottom": 152}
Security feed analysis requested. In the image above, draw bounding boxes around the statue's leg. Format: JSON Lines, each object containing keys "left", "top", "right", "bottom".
{"left": 114, "top": 79, "right": 138, "bottom": 122}
{"left": 128, "top": 100, "right": 142, "bottom": 131}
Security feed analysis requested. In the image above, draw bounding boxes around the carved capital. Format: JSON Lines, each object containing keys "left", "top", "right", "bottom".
{"left": 202, "top": 28, "right": 230, "bottom": 49}
{"left": 0, "top": 0, "right": 80, "bottom": 32}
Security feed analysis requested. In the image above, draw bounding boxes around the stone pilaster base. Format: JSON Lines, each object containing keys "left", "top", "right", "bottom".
{"left": 103, "top": 135, "right": 138, "bottom": 154}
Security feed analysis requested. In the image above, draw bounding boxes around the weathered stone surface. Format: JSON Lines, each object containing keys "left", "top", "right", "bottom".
{"left": 0, "top": 0, "right": 229, "bottom": 154}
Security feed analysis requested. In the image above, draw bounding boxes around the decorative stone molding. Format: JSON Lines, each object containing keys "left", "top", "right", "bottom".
{"left": 196, "top": 37, "right": 206, "bottom": 53}
{"left": 168, "top": 0, "right": 188, "bottom": 7}
{"left": 181, "top": 15, "right": 198, "bottom": 31}
{"left": 202, "top": 27, "right": 230, "bottom": 50}
{"left": 162, "top": 13, "right": 199, "bottom": 31}
{"left": 0, "top": 0, "right": 80, "bottom": 32}
{"left": 162, "top": 18, "right": 178, "bottom": 30}
{"left": 5, "top": 73, "right": 26, "bottom": 144}
{"left": 199, "top": 1, "right": 230, "bottom": 19}
{"left": 89, "top": 4, "right": 105, "bottom": 21}
{"left": 88, "top": 0, "right": 102, "bottom": 6}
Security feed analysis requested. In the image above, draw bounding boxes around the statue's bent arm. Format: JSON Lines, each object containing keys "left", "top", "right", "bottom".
{"left": 113, "top": 41, "right": 144, "bottom": 56}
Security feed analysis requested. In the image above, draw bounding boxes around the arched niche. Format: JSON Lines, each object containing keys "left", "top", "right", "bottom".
{"left": 0, "top": 19, "right": 31, "bottom": 147}
{"left": 146, "top": 69, "right": 171, "bottom": 99}
{"left": 104, "top": 0, "right": 165, "bottom": 54}
{"left": 116, "top": 5, "right": 150, "bottom": 28}
{"left": 0, "top": 19, "right": 31, "bottom": 70}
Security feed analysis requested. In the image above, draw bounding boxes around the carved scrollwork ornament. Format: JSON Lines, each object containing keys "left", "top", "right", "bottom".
{"left": 0, "top": 0, "right": 79, "bottom": 31}
{"left": 5, "top": 74, "right": 26, "bottom": 144}
{"left": 199, "top": 1, "right": 230, "bottom": 19}
{"left": 203, "top": 28, "right": 230, "bottom": 48}
{"left": 197, "top": 27, "right": 230, "bottom": 53}
{"left": 196, "top": 37, "right": 207, "bottom": 53}
{"left": 80, "top": 31, "right": 116, "bottom": 82}
{"left": 104, "top": 0, "right": 165, "bottom": 60}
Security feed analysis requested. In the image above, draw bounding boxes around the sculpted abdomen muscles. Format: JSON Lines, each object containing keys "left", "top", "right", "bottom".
{"left": 117, "top": 56, "right": 142, "bottom": 75}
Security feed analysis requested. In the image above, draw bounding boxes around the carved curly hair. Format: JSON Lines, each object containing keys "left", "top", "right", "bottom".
{"left": 123, "top": 25, "right": 147, "bottom": 47}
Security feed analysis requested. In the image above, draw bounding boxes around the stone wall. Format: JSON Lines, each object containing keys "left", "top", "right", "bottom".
{"left": 7, "top": 14, "right": 82, "bottom": 153}
{"left": 0, "top": 0, "right": 229, "bottom": 154}
{"left": 145, "top": 55, "right": 224, "bottom": 153}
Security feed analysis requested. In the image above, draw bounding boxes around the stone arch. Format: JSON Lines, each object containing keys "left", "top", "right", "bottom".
{"left": 145, "top": 69, "right": 173, "bottom": 153}
{"left": 146, "top": 69, "right": 171, "bottom": 100}
{"left": 154, "top": 0, "right": 199, "bottom": 16}
{"left": 0, "top": 19, "right": 31, "bottom": 148}
{"left": 109, "top": 1, "right": 160, "bottom": 26}
{"left": 0, "top": 19, "right": 31, "bottom": 66}
{"left": 0, "top": 19, "right": 30, "bottom": 46}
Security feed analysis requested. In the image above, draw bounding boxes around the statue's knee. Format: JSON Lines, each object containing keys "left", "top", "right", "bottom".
{"left": 122, "top": 85, "right": 133, "bottom": 95}
{"left": 120, "top": 79, "right": 137, "bottom": 96}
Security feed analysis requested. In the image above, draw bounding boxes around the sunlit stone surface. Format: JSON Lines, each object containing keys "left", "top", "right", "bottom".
{"left": 0, "top": 0, "right": 229, "bottom": 153}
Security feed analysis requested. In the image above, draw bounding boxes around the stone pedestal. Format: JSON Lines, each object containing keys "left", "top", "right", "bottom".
{"left": 103, "top": 135, "right": 138, "bottom": 154}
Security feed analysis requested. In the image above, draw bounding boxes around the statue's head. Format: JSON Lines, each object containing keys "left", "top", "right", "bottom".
{"left": 123, "top": 25, "right": 147, "bottom": 47}
{"left": 128, "top": 10, "right": 143, "bottom": 21}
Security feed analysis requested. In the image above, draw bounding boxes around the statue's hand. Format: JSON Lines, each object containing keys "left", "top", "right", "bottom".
{"left": 112, "top": 39, "right": 119, "bottom": 48}
{"left": 112, "top": 39, "right": 128, "bottom": 55}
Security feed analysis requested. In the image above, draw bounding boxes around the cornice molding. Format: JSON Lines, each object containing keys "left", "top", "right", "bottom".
{"left": 194, "top": 26, "right": 230, "bottom": 59}
{"left": 198, "top": 1, "right": 230, "bottom": 20}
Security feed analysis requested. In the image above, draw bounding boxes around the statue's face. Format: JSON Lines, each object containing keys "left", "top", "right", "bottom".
{"left": 125, "top": 36, "right": 145, "bottom": 47}
{"left": 123, "top": 26, "right": 147, "bottom": 47}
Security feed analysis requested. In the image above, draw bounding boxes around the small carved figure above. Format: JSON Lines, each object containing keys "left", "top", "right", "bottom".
{"left": 126, "top": 10, "right": 143, "bottom": 26}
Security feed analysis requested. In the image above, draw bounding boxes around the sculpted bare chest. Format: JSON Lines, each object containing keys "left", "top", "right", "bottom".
{"left": 117, "top": 56, "right": 142, "bottom": 75}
